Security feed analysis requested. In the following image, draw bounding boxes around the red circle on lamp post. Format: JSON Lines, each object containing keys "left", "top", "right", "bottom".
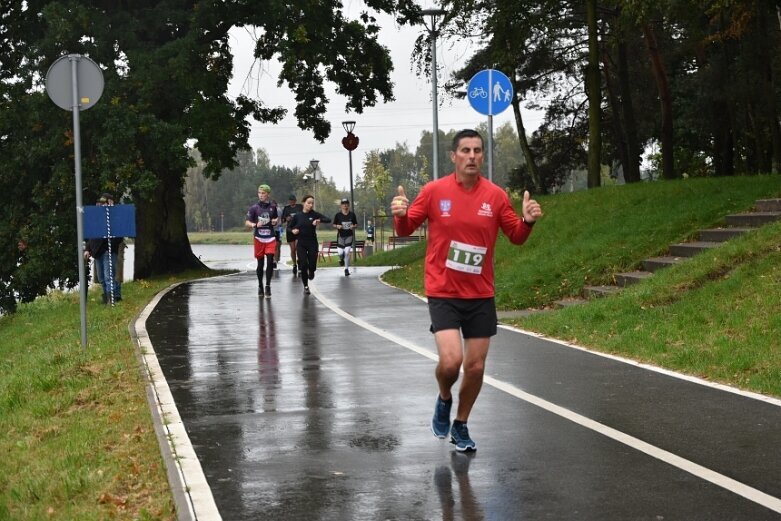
{"left": 342, "top": 132, "right": 359, "bottom": 151}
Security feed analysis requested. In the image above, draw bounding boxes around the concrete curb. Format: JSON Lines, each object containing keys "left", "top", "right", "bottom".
{"left": 129, "top": 282, "right": 222, "bottom": 521}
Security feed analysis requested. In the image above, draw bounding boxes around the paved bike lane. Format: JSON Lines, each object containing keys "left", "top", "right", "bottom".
{"left": 137, "top": 266, "right": 781, "bottom": 520}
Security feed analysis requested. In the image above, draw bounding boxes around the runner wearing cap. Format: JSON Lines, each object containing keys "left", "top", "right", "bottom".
{"left": 333, "top": 198, "right": 358, "bottom": 276}
{"left": 246, "top": 184, "right": 279, "bottom": 298}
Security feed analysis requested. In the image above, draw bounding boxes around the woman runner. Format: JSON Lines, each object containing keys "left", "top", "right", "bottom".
{"left": 289, "top": 194, "right": 331, "bottom": 294}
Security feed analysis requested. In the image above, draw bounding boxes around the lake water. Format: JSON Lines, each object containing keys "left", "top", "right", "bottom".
{"left": 121, "top": 244, "right": 284, "bottom": 280}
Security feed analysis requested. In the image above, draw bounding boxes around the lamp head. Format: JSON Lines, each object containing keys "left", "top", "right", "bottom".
{"left": 342, "top": 120, "right": 356, "bottom": 133}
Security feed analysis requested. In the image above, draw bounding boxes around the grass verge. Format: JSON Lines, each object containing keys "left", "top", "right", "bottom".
{"left": 0, "top": 270, "right": 223, "bottom": 520}
{"left": 367, "top": 176, "right": 781, "bottom": 398}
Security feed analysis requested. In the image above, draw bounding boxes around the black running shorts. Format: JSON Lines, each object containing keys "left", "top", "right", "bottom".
{"left": 427, "top": 297, "right": 498, "bottom": 338}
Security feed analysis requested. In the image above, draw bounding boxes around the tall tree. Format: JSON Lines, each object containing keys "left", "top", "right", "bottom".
{"left": 0, "top": 1, "right": 419, "bottom": 312}
{"left": 586, "top": 0, "right": 602, "bottom": 188}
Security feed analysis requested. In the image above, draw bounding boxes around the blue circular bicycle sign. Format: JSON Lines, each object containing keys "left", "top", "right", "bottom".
{"left": 467, "top": 69, "right": 514, "bottom": 116}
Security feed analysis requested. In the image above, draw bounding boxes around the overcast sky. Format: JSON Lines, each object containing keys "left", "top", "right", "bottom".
{"left": 227, "top": 1, "right": 544, "bottom": 192}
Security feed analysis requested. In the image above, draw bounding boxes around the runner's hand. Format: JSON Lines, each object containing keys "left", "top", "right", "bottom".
{"left": 522, "top": 190, "right": 543, "bottom": 223}
{"left": 391, "top": 185, "right": 409, "bottom": 217}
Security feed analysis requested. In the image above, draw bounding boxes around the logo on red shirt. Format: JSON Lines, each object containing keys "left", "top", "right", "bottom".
{"left": 477, "top": 202, "right": 493, "bottom": 217}
{"left": 439, "top": 199, "right": 452, "bottom": 217}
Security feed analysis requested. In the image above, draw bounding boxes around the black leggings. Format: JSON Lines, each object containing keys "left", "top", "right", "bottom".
{"left": 296, "top": 240, "right": 319, "bottom": 286}
{"left": 256, "top": 254, "right": 274, "bottom": 286}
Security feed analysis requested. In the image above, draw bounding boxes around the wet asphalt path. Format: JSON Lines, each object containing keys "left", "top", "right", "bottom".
{"left": 142, "top": 266, "right": 781, "bottom": 521}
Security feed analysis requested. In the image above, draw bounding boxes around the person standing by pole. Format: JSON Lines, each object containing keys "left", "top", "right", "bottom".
{"left": 246, "top": 184, "right": 279, "bottom": 298}
{"left": 83, "top": 193, "right": 124, "bottom": 305}
{"left": 333, "top": 198, "right": 358, "bottom": 276}
{"left": 391, "top": 129, "right": 543, "bottom": 452}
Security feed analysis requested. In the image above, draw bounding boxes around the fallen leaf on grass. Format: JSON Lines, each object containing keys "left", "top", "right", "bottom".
{"left": 98, "top": 492, "right": 128, "bottom": 509}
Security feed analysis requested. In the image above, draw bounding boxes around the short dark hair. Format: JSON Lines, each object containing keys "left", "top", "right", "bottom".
{"left": 451, "top": 129, "right": 484, "bottom": 151}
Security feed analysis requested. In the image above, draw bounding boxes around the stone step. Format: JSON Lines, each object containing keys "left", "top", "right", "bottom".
{"left": 497, "top": 308, "right": 548, "bottom": 319}
{"left": 615, "top": 271, "right": 653, "bottom": 287}
{"left": 642, "top": 256, "right": 684, "bottom": 272}
{"left": 552, "top": 297, "right": 587, "bottom": 308}
{"left": 725, "top": 212, "right": 781, "bottom": 227}
{"left": 668, "top": 241, "right": 721, "bottom": 257}
{"left": 583, "top": 285, "right": 622, "bottom": 298}
{"left": 698, "top": 227, "right": 753, "bottom": 242}
{"left": 756, "top": 199, "right": 781, "bottom": 212}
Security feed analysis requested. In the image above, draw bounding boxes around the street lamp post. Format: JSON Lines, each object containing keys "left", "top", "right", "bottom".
{"left": 309, "top": 159, "right": 320, "bottom": 206}
{"left": 342, "top": 120, "right": 359, "bottom": 262}
{"left": 422, "top": 8, "right": 447, "bottom": 180}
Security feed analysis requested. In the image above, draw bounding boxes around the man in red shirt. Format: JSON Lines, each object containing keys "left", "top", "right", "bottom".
{"left": 392, "top": 129, "right": 543, "bottom": 452}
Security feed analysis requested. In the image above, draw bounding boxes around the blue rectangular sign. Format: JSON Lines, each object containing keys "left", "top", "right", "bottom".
{"left": 83, "top": 204, "right": 136, "bottom": 239}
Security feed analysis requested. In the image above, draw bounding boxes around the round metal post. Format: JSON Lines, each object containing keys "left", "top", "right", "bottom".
{"left": 342, "top": 121, "right": 359, "bottom": 262}
{"left": 309, "top": 159, "right": 319, "bottom": 207}
{"left": 422, "top": 9, "right": 447, "bottom": 180}
{"left": 70, "top": 56, "right": 88, "bottom": 348}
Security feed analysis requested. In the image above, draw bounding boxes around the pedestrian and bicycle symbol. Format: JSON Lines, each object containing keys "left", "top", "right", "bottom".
{"left": 467, "top": 69, "right": 514, "bottom": 116}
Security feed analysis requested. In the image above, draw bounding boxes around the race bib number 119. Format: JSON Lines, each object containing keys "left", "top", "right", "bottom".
{"left": 446, "top": 240, "right": 487, "bottom": 274}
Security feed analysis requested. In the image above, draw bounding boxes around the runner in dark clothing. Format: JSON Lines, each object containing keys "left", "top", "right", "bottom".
{"left": 289, "top": 194, "right": 331, "bottom": 294}
{"left": 281, "top": 194, "right": 304, "bottom": 276}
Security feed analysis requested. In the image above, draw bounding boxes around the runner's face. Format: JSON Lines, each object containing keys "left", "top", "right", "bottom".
{"left": 451, "top": 136, "right": 484, "bottom": 177}
{"left": 303, "top": 198, "right": 314, "bottom": 211}
{"left": 258, "top": 190, "right": 270, "bottom": 202}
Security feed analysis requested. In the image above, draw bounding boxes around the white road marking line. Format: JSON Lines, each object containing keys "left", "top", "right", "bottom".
{"left": 312, "top": 284, "right": 781, "bottom": 515}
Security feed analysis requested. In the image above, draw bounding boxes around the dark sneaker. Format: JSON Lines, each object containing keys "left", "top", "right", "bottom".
{"left": 338, "top": 256, "right": 345, "bottom": 267}
{"left": 273, "top": 261, "right": 278, "bottom": 270}
{"left": 344, "top": 268, "right": 350, "bottom": 277}
{"left": 258, "top": 286, "right": 263, "bottom": 297}
{"left": 450, "top": 422, "right": 476, "bottom": 452}
{"left": 264, "top": 285, "right": 271, "bottom": 298}
{"left": 304, "top": 286, "right": 310, "bottom": 295}
{"left": 431, "top": 396, "right": 452, "bottom": 439}
{"left": 308, "top": 270, "right": 315, "bottom": 280}
{"left": 292, "top": 265, "right": 297, "bottom": 276}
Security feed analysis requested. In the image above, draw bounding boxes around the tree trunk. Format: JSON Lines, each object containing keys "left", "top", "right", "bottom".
{"left": 711, "top": 42, "right": 734, "bottom": 177}
{"left": 642, "top": 23, "right": 676, "bottom": 180}
{"left": 134, "top": 170, "right": 207, "bottom": 279}
{"left": 510, "top": 78, "right": 540, "bottom": 192}
{"left": 617, "top": 40, "right": 642, "bottom": 183}
{"left": 758, "top": 9, "right": 781, "bottom": 174}
{"left": 600, "top": 43, "right": 630, "bottom": 183}
{"left": 586, "top": 0, "right": 601, "bottom": 189}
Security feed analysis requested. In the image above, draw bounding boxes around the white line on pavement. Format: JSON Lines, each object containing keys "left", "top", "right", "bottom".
{"left": 312, "top": 284, "right": 781, "bottom": 515}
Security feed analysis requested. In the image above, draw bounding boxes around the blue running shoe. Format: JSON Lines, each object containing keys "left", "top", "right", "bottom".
{"left": 450, "top": 422, "right": 476, "bottom": 452}
{"left": 431, "top": 396, "right": 452, "bottom": 439}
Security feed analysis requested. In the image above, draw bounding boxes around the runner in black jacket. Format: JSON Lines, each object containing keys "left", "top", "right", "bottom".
{"left": 289, "top": 194, "right": 331, "bottom": 294}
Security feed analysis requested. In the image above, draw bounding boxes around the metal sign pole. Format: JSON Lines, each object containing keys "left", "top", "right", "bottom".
{"left": 46, "top": 53, "right": 104, "bottom": 349}
{"left": 487, "top": 69, "right": 493, "bottom": 182}
{"left": 70, "top": 56, "right": 88, "bottom": 348}
{"left": 488, "top": 115, "right": 494, "bottom": 183}
{"left": 467, "top": 68, "right": 513, "bottom": 185}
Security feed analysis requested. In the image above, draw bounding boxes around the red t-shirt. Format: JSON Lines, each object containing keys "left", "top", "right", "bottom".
{"left": 394, "top": 173, "right": 534, "bottom": 299}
